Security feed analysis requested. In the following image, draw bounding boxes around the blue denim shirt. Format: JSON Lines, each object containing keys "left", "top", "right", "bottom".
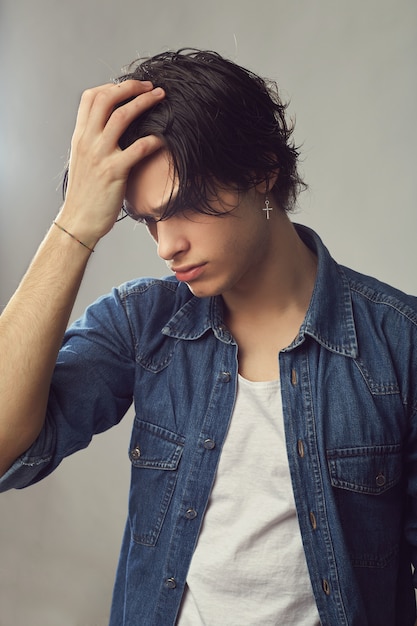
{"left": 1, "top": 225, "right": 417, "bottom": 625}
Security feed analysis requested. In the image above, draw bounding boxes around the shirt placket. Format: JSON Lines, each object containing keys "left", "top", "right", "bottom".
{"left": 280, "top": 347, "right": 349, "bottom": 626}
{"left": 154, "top": 339, "right": 238, "bottom": 625}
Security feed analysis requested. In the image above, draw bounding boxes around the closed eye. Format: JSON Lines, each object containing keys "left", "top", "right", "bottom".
{"left": 138, "top": 215, "right": 161, "bottom": 226}
{"left": 120, "top": 200, "right": 162, "bottom": 225}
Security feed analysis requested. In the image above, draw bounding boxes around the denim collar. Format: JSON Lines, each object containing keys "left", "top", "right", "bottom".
{"left": 293, "top": 224, "right": 358, "bottom": 358}
{"left": 162, "top": 224, "right": 358, "bottom": 358}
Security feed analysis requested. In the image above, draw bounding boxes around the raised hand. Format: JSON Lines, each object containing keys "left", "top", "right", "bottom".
{"left": 58, "top": 80, "right": 165, "bottom": 249}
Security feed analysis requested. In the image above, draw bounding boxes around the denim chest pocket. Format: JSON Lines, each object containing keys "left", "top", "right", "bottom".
{"left": 128, "top": 420, "right": 185, "bottom": 547}
{"left": 327, "top": 444, "right": 403, "bottom": 568}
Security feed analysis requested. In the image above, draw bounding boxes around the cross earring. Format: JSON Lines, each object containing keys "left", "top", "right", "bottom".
{"left": 263, "top": 195, "right": 273, "bottom": 220}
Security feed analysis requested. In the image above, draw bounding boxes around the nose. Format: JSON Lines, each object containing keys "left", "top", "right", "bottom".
{"left": 154, "top": 218, "right": 190, "bottom": 261}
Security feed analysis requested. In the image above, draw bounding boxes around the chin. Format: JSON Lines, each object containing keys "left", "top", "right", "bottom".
{"left": 185, "top": 282, "right": 223, "bottom": 299}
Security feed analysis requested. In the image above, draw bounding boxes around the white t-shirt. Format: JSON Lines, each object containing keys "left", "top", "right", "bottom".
{"left": 177, "top": 375, "right": 321, "bottom": 626}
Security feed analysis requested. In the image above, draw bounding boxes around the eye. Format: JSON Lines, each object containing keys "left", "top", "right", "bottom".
{"left": 140, "top": 215, "right": 158, "bottom": 226}
{"left": 119, "top": 200, "right": 141, "bottom": 221}
{"left": 120, "top": 201, "right": 160, "bottom": 225}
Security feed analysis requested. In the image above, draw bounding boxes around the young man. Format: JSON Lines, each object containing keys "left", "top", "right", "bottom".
{"left": 0, "top": 49, "right": 416, "bottom": 625}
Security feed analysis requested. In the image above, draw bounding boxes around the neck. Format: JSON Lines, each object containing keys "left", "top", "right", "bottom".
{"left": 223, "top": 216, "right": 317, "bottom": 325}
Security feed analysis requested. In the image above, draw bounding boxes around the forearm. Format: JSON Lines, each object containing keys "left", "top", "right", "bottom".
{"left": 0, "top": 221, "right": 94, "bottom": 476}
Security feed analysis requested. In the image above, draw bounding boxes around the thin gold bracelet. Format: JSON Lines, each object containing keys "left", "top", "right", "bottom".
{"left": 53, "top": 221, "right": 95, "bottom": 253}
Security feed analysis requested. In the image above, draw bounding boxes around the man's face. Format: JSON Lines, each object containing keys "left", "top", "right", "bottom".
{"left": 125, "top": 149, "right": 278, "bottom": 299}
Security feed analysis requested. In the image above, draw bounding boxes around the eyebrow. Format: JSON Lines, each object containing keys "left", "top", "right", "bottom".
{"left": 150, "top": 200, "right": 172, "bottom": 217}
{"left": 133, "top": 191, "right": 182, "bottom": 221}
{"left": 123, "top": 198, "right": 166, "bottom": 222}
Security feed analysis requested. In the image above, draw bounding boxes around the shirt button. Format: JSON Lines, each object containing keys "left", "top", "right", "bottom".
{"left": 185, "top": 508, "right": 198, "bottom": 520}
{"left": 220, "top": 371, "right": 231, "bottom": 382}
{"left": 131, "top": 446, "right": 141, "bottom": 459}
{"left": 165, "top": 577, "right": 177, "bottom": 589}
{"left": 322, "top": 579, "right": 331, "bottom": 595}
{"left": 297, "top": 439, "right": 305, "bottom": 458}
{"left": 203, "top": 438, "right": 216, "bottom": 450}
{"left": 376, "top": 472, "right": 386, "bottom": 487}
{"left": 309, "top": 511, "right": 317, "bottom": 530}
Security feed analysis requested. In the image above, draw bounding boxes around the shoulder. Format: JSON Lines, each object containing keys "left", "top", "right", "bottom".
{"left": 116, "top": 275, "right": 195, "bottom": 312}
{"left": 71, "top": 276, "right": 194, "bottom": 339}
{"left": 118, "top": 275, "right": 181, "bottom": 297}
{"left": 113, "top": 276, "right": 198, "bottom": 336}
{"left": 342, "top": 265, "right": 417, "bottom": 328}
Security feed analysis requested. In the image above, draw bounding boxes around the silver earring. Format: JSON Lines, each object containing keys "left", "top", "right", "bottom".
{"left": 263, "top": 195, "right": 273, "bottom": 220}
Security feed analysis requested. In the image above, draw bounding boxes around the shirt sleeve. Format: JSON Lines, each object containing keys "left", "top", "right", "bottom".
{"left": 0, "top": 287, "right": 136, "bottom": 492}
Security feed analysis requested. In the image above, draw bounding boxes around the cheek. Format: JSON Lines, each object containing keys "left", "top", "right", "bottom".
{"left": 224, "top": 222, "right": 263, "bottom": 258}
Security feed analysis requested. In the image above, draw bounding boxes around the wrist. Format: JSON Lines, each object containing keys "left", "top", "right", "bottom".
{"left": 53, "top": 221, "right": 95, "bottom": 253}
{"left": 53, "top": 208, "right": 102, "bottom": 251}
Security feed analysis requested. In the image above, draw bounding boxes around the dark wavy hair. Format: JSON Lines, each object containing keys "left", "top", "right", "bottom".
{"left": 117, "top": 49, "right": 306, "bottom": 216}
{"left": 64, "top": 49, "right": 306, "bottom": 217}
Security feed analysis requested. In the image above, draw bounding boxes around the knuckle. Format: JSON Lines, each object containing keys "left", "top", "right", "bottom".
{"left": 80, "top": 87, "right": 96, "bottom": 103}
{"left": 94, "top": 89, "right": 112, "bottom": 106}
{"left": 81, "top": 85, "right": 114, "bottom": 106}
{"left": 110, "top": 105, "right": 130, "bottom": 124}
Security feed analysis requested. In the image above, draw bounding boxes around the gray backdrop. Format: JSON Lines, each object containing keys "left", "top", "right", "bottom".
{"left": 1, "top": 1, "right": 416, "bottom": 624}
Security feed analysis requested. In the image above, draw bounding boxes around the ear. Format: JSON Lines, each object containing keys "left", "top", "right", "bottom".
{"left": 255, "top": 170, "right": 279, "bottom": 195}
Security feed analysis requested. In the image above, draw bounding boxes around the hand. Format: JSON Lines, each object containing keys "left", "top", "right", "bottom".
{"left": 58, "top": 80, "right": 165, "bottom": 247}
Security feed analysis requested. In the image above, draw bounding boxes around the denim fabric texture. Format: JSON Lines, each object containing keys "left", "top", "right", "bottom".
{"left": 1, "top": 225, "right": 417, "bottom": 625}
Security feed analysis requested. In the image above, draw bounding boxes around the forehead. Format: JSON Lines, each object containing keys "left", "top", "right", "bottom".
{"left": 126, "top": 149, "right": 178, "bottom": 214}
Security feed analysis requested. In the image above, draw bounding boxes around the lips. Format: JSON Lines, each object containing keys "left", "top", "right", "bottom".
{"left": 173, "top": 264, "right": 206, "bottom": 282}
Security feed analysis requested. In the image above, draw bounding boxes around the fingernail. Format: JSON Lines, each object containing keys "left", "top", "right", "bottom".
{"left": 152, "top": 87, "right": 164, "bottom": 96}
